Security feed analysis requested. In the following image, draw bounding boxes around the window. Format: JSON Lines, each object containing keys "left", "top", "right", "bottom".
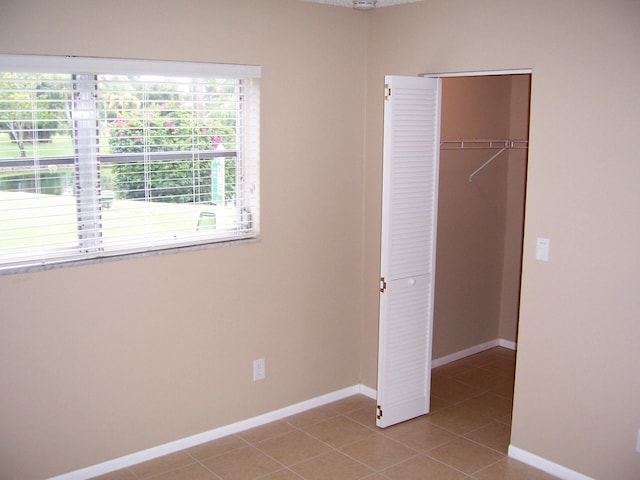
{"left": 0, "top": 55, "right": 260, "bottom": 272}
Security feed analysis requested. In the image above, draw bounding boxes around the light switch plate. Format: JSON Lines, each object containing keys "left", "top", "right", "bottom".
{"left": 536, "top": 237, "right": 550, "bottom": 262}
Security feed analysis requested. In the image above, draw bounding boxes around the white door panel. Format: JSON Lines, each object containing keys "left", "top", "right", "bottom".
{"left": 377, "top": 75, "right": 440, "bottom": 428}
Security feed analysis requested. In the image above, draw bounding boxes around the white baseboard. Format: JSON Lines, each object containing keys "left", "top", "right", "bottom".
{"left": 508, "top": 445, "right": 594, "bottom": 480}
{"left": 49, "top": 384, "right": 374, "bottom": 480}
{"left": 358, "top": 383, "right": 377, "bottom": 399}
{"left": 498, "top": 338, "right": 517, "bottom": 350}
{"left": 431, "top": 338, "right": 516, "bottom": 368}
{"left": 50, "top": 341, "right": 521, "bottom": 480}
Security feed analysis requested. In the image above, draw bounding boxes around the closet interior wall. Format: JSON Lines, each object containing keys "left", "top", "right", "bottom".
{"left": 433, "top": 75, "right": 530, "bottom": 359}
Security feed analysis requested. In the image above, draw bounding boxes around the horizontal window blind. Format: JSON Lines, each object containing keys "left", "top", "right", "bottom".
{"left": 0, "top": 55, "right": 260, "bottom": 271}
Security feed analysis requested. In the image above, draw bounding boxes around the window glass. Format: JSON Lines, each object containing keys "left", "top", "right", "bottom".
{"left": 0, "top": 57, "right": 260, "bottom": 272}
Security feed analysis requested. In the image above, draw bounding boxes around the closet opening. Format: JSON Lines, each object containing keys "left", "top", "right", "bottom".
{"left": 376, "top": 70, "right": 532, "bottom": 434}
{"left": 432, "top": 71, "right": 531, "bottom": 368}
{"left": 430, "top": 71, "right": 531, "bottom": 445}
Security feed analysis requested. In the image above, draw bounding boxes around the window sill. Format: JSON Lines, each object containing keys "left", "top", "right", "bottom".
{"left": 0, "top": 236, "right": 260, "bottom": 276}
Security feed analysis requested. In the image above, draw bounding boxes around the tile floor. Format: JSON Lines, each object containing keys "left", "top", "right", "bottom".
{"left": 94, "top": 347, "right": 557, "bottom": 480}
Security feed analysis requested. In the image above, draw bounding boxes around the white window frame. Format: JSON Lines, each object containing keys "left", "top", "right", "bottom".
{"left": 0, "top": 55, "right": 261, "bottom": 274}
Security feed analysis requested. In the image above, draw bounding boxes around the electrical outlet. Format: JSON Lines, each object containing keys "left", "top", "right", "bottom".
{"left": 253, "top": 358, "right": 265, "bottom": 381}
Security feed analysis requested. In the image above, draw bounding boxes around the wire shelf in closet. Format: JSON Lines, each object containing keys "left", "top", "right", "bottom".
{"left": 440, "top": 139, "right": 528, "bottom": 150}
{"left": 440, "top": 139, "right": 528, "bottom": 182}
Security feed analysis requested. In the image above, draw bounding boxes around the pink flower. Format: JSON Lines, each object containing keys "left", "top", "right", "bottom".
{"left": 166, "top": 121, "right": 175, "bottom": 129}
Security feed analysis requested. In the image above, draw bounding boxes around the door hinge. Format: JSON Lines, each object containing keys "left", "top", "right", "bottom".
{"left": 380, "top": 277, "right": 387, "bottom": 293}
{"left": 384, "top": 84, "right": 391, "bottom": 100}
{"left": 377, "top": 405, "right": 383, "bottom": 420}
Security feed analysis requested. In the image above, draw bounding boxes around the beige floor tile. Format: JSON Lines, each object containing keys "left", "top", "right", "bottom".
{"left": 464, "top": 421, "right": 511, "bottom": 454}
{"left": 447, "top": 351, "right": 499, "bottom": 368}
{"left": 148, "top": 463, "right": 221, "bottom": 480}
{"left": 128, "top": 451, "right": 195, "bottom": 478}
{"left": 256, "top": 430, "right": 331, "bottom": 466}
{"left": 431, "top": 375, "right": 483, "bottom": 404}
{"left": 284, "top": 405, "right": 339, "bottom": 428}
{"left": 430, "top": 394, "right": 450, "bottom": 411}
{"left": 253, "top": 468, "right": 302, "bottom": 479}
{"left": 460, "top": 351, "right": 500, "bottom": 367}
{"left": 427, "top": 437, "right": 504, "bottom": 475}
{"left": 453, "top": 368, "right": 509, "bottom": 391}
{"left": 473, "top": 457, "right": 559, "bottom": 480}
{"left": 457, "top": 392, "right": 513, "bottom": 420}
{"left": 89, "top": 469, "right": 137, "bottom": 480}
{"left": 346, "top": 406, "right": 378, "bottom": 429}
{"left": 340, "top": 434, "right": 416, "bottom": 471}
{"left": 302, "top": 415, "right": 375, "bottom": 448}
{"left": 491, "top": 347, "right": 517, "bottom": 359}
{"left": 487, "top": 377, "right": 515, "bottom": 398}
{"left": 325, "top": 395, "right": 377, "bottom": 414}
{"left": 187, "top": 435, "right": 249, "bottom": 461}
{"left": 238, "top": 420, "right": 296, "bottom": 444}
{"left": 425, "top": 404, "right": 493, "bottom": 435}
{"left": 495, "top": 413, "right": 512, "bottom": 426}
{"left": 382, "top": 454, "right": 467, "bottom": 480}
{"left": 489, "top": 377, "right": 514, "bottom": 400}
{"left": 478, "top": 357, "right": 516, "bottom": 378}
{"left": 200, "top": 445, "right": 282, "bottom": 480}
{"left": 382, "top": 415, "right": 457, "bottom": 452}
{"left": 432, "top": 361, "right": 477, "bottom": 378}
{"left": 291, "top": 450, "right": 373, "bottom": 479}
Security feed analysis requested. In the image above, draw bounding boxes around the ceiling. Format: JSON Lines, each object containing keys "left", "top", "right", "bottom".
{"left": 302, "top": 0, "right": 423, "bottom": 8}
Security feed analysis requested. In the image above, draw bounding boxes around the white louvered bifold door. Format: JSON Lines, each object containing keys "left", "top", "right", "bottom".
{"left": 376, "top": 75, "right": 441, "bottom": 428}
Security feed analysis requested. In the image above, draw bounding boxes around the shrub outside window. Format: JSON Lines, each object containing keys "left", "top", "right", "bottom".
{"left": 0, "top": 55, "right": 260, "bottom": 272}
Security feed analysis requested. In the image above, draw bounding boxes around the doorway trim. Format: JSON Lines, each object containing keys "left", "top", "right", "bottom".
{"left": 420, "top": 68, "right": 532, "bottom": 78}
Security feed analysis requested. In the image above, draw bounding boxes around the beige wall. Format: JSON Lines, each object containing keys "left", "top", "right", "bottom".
{"left": 0, "top": 1, "right": 367, "bottom": 478}
{"left": 1, "top": 1, "right": 640, "bottom": 479}
{"left": 362, "top": 1, "right": 640, "bottom": 478}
